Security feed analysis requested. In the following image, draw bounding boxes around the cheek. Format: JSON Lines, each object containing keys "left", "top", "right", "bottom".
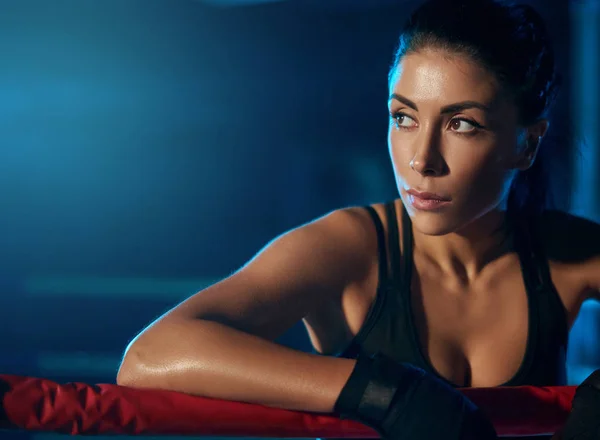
{"left": 387, "top": 131, "right": 414, "bottom": 174}
{"left": 449, "top": 144, "right": 515, "bottom": 201}
{"left": 452, "top": 147, "right": 504, "bottom": 180}
{"left": 388, "top": 129, "right": 514, "bottom": 199}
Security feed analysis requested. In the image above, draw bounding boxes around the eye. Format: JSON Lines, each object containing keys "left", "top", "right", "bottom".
{"left": 391, "top": 112, "right": 418, "bottom": 130}
{"left": 449, "top": 118, "right": 478, "bottom": 133}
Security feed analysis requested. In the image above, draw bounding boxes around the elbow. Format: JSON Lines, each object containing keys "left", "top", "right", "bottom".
{"left": 116, "top": 319, "right": 202, "bottom": 389}
{"left": 116, "top": 337, "right": 158, "bottom": 388}
{"left": 116, "top": 369, "right": 133, "bottom": 387}
{"left": 116, "top": 345, "right": 143, "bottom": 387}
{"left": 116, "top": 364, "right": 136, "bottom": 388}
{"left": 115, "top": 323, "right": 180, "bottom": 389}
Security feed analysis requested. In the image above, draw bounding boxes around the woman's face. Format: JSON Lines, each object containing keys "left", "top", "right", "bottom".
{"left": 388, "top": 49, "right": 526, "bottom": 236}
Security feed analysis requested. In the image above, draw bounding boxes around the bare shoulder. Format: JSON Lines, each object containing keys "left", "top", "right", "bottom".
{"left": 287, "top": 204, "right": 385, "bottom": 296}
{"left": 325, "top": 201, "right": 401, "bottom": 274}
{"left": 159, "top": 203, "right": 385, "bottom": 344}
{"left": 302, "top": 201, "right": 403, "bottom": 353}
{"left": 279, "top": 205, "right": 380, "bottom": 278}
{"left": 539, "top": 210, "right": 600, "bottom": 297}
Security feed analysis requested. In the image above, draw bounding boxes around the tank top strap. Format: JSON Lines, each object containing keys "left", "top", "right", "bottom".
{"left": 513, "top": 213, "right": 552, "bottom": 293}
{"left": 518, "top": 213, "right": 570, "bottom": 346}
{"left": 527, "top": 223, "right": 557, "bottom": 290}
{"left": 384, "top": 201, "right": 402, "bottom": 284}
{"left": 363, "top": 205, "right": 390, "bottom": 284}
{"left": 400, "top": 203, "right": 414, "bottom": 288}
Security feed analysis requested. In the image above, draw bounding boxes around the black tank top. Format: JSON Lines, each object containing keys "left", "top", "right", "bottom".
{"left": 337, "top": 201, "right": 569, "bottom": 387}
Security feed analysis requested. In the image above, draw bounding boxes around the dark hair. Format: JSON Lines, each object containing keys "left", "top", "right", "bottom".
{"left": 389, "top": 0, "right": 563, "bottom": 216}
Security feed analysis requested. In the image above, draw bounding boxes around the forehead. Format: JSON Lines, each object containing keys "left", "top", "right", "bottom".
{"left": 389, "top": 50, "right": 503, "bottom": 107}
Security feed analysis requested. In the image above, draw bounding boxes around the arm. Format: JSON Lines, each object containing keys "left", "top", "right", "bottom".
{"left": 540, "top": 210, "right": 600, "bottom": 302}
{"left": 116, "top": 205, "right": 498, "bottom": 439}
{"left": 540, "top": 212, "right": 600, "bottom": 439}
{"left": 116, "top": 208, "right": 376, "bottom": 414}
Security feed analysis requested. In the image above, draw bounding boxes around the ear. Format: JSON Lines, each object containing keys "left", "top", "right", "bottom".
{"left": 515, "top": 119, "right": 549, "bottom": 171}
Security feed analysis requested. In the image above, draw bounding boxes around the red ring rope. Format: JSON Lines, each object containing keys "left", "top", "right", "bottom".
{"left": 0, "top": 374, "right": 574, "bottom": 437}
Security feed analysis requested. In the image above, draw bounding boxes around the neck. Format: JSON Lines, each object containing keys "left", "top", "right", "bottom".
{"left": 411, "top": 208, "right": 514, "bottom": 285}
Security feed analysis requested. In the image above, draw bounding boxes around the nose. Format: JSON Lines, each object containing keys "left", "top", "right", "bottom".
{"left": 409, "top": 134, "right": 446, "bottom": 177}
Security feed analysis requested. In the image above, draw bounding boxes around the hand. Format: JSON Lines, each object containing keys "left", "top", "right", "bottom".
{"left": 382, "top": 367, "right": 498, "bottom": 440}
{"left": 335, "top": 353, "right": 497, "bottom": 440}
{"left": 559, "top": 369, "right": 600, "bottom": 440}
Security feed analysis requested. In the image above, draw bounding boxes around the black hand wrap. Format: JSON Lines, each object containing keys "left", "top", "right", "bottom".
{"left": 561, "top": 370, "right": 600, "bottom": 440}
{"left": 334, "top": 353, "right": 497, "bottom": 440}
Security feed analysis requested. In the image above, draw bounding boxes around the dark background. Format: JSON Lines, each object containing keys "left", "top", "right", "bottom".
{"left": 0, "top": 0, "right": 598, "bottom": 438}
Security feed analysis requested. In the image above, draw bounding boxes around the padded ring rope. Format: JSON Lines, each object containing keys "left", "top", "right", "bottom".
{"left": 0, "top": 374, "right": 574, "bottom": 437}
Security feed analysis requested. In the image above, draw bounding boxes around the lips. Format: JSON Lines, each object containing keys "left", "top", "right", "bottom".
{"left": 406, "top": 188, "right": 452, "bottom": 212}
{"left": 406, "top": 189, "right": 451, "bottom": 201}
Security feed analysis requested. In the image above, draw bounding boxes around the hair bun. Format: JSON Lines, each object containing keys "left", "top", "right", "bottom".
{"left": 508, "top": 4, "right": 559, "bottom": 121}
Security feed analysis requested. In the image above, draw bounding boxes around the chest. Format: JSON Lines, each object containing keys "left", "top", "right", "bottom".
{"left": 407, "top": 254, "right": 583, "bottom": 387}
{"left": 305, "top": 253, "right": 587, "bottom": 388}
{"left": 410, "top": 257, "right": 528, "bottom": 387}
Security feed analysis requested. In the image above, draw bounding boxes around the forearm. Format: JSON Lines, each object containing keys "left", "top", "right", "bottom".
{"left": 117, "top": 319, "right": 355, "bottom": 413}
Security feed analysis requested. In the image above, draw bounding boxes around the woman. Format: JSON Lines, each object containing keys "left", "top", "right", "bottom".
{"left": 117, "top": 0, "right": 600, "bottom": 438}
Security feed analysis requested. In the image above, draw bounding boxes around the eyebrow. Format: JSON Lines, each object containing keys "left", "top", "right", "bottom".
{"left": 388, "top": 93, "right": 491, "bottom": 114}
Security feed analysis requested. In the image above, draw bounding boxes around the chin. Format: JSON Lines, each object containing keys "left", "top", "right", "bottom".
{"left": 409, "top": 212, "right": 459, "bottom": 236}
{"left": 406, "top": 200, "right": 506, "bottom": 237}
{"left": 401, "top": 197, "right": 471, "bottom": 236}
